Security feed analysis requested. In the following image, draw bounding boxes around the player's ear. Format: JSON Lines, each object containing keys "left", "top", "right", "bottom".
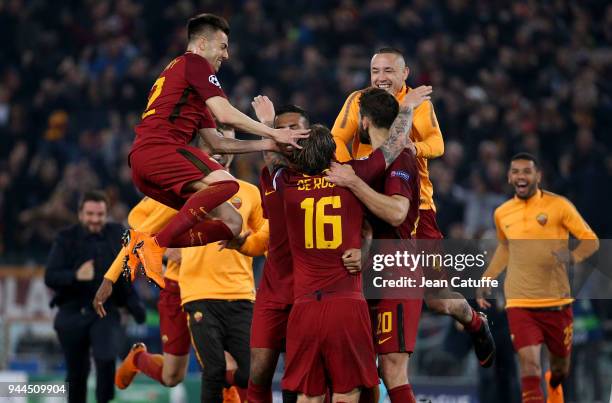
{"left": 360, "top": 115, "right": 369, "bottom": 130}
{"left": 507, "top": 170, "right": 512, "bottom": 184}
{"left": 404, "top": 66, "right": 409, "bottom": 81}
{"left": 535, "top": 170, "right": 542, "bottom": 184}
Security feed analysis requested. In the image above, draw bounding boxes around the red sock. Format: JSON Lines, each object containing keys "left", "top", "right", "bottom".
{"left": 464, "top": 308, "right": 483, "bottom": 333}
{"left": 388, "top": 384, "right": 416, "bottom": 403}
{"left": 167, "top": 219, "right": 234, "bottom": 247}
{"left": 134, "top": 351, "right": 164, "bottom": 385}
{"left": 521, "top": 376, "right": 544, "bottom": 403}
{"left": 155, "top": 180, "right": 239, "bottom": 247}
{"left": 247, "top": 380, "right": 272, "bottom": 403}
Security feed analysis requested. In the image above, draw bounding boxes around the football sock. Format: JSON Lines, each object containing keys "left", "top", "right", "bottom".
{"left": 548, "top": 371, "right": 564, "bottom": 389}
{"left": 281, "top": 389, "right": 298, "bottom": 403}
{"left": 247, "top": 380, "right": 272, "bottom": 403}
{"left": 388, "top": 384, "right": 416, "bottom": 403}
{"left": 155, "top": 180, "right": 239, "bottom": 247}
{"left": 134, "top": 351, "right": 164, "bottom": 385}
{"left": 167, "top": 219, "right": 234, "bottom": 248}
{"left": 358, "top": 386, "right": 379, "bottom": 403}
{"left": 464, "top": 308, "right": 483, "bottom": 333}
{"left": 521, "top": 376, "right": 544, "bottom": 403}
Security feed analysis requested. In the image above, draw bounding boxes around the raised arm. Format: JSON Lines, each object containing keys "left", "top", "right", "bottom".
{"left": 251, "top": 95, "right": 291, "bottom": 173}
{"left": 379, "top": 86, "right": 432, "bottom": 168}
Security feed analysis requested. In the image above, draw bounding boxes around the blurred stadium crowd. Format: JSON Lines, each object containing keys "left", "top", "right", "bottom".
{"left": 1, "top": 0, "right": 611, "bottom": 258}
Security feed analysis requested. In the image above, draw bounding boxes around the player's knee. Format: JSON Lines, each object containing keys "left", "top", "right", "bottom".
{"left": 162, "top": 367, "right": 186, "bottom": 387}
{"left": 249, "top": 351, "right": 275, "bottom": 386}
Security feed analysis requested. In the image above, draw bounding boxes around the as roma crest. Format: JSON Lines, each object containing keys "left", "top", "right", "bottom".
{"left": 231, "top": 197, "right": 242, "bottom": 209}
{"left": 193, "top": 311, "right": 203, "bottom": 323}
{"left": 536, "top": 213, "right": 548, "bottom": 226}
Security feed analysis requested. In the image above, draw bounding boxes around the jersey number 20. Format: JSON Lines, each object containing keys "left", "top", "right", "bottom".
{"left": 300, "top": 196, "right": 343, "bottom": 249}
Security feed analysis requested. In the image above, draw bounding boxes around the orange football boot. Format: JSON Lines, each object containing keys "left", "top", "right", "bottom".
{"left": 545, "top": 370, "right": 564, "bottom": 403}
{"left": 134, "top": 232, "right": 166, "bottom": 288}
{"left": 222, "top": 386, "right": 241, "bottom": 403}
{"left": 115, "top": 343, "right": 146, "bottom": 389}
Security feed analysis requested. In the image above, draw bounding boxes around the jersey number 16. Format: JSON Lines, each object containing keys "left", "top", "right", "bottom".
{"left": 300, "top": 196, "right": 343, "bottom": 249}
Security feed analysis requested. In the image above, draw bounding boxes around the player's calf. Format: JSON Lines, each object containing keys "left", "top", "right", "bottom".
{"left": 378, "top": 352, "right": 409, "bottom": 390}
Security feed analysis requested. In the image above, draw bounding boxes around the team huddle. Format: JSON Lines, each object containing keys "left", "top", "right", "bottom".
{"left": 89, "top": 12, "right": 598, "bottom": 403}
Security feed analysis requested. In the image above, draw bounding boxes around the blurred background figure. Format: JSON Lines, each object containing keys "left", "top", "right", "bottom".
{"left": 44, "top": 190, "right": 144, "bottom": 403}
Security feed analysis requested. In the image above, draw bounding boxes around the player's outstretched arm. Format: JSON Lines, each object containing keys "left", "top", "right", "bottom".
{"left": 198, "top": 128, "right": 278, "bottom": 154}
{"left": 206, "top": 96, "right": 309, "bottom": 148}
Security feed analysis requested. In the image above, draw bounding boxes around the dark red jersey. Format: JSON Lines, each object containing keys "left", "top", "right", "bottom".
{"left": 274, "top": 150, "right": 385, "bottom": 299}
{"left": 368, "top": 149, "right": 420, "bottom": 239}
{"left": 133, "top": 52, "right": 225, "bottom": 149}
{"left": 257, "top": 166, "right": 294, "bottom": 304}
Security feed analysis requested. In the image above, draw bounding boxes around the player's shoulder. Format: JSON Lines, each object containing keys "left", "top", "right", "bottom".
{"left": 237, "top": 179, "right": 260, "bottom": 194}
{"left": 494, "top": 197, "right": 518, "bottom": 216}
{"left": 541, "top": 190, "right": 575, "bottom": 210}
{"left": 344, "top": 88, "right": 367, "bottom": 105}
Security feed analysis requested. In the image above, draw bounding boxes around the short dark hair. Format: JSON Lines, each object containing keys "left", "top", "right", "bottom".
{"left": 274, "top": 104, "right": 310, "bottom": 126}
{"left": 375, "top": 47, "right": 404, "bottom": 58}
{"left": 510, "top": 152, "right": 539, "bottom": 169}
{"left": 187, "top": 13, "right": 230, "bottom": 42}
{"left": 79, "top": 190, "right": 108, "bottom": 210}
{"left": 359, "top": 88, "right": 399, "bottom": 129}
{"left": 290, "top": 124, "right": 335, "bottom": 175}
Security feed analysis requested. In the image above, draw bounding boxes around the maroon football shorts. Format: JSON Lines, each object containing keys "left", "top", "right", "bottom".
{"left": 250, "top": 298, "right": 292, "bottom": 350}
{"left": 158, "top": 278, "right": 191, "bottom": 355}
{"left": 282, "top": 294, "right": 378, "bottom": 396}
{"left": 506, "top": 305, "right": 573, "bottom": 357}
{"left": 130, "top": 143, "right": 224, "bottom": 210}
{"left": 370, "top": 299, "right": 423, "bottom": 354}
{"left": 415, "top": 209, "right": 443, "bottom": 239}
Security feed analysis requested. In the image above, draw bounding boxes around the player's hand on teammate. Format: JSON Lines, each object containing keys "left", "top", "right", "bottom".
{"left": 76, "top": 259, "right": 95, "bottom": 281}
{"left": 476, "top": 286, "right": 492, "bottom": 309}
{"left": 165, "top": 248, "right": 182, "bottom": 265}
{"left": 218, "top": 230, "right": 251, "bottom": 251}
{"left": 405, "top": 136, "right": 417, "bottom": 155}
{"left": 252, "top": 95, "right": 275, "bottom": 126}
{"left": 93, "top": 278, "right": 113, "bottom": 317}
{"left": 325, "top": 162, "right": 358, "bottom": 188}
{"left": 271, "top": 127, "right": 310, "bottom": 150}
{"left": 342, "top": 249, "right": 362, "bottom": 274}
{"left": 552, "top": 248, "right": 573, "bottom": 266}
{"left": 400, "top": 85, "right": 432, "bottom": 111}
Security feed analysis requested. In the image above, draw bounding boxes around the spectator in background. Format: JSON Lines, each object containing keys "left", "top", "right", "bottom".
{"left": 44, "top": 190, "right": 144, "bottom": 403}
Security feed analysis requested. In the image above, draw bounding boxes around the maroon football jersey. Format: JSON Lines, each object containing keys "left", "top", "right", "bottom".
{"left": 133, "top": 52, "right": 225, "bottom": 148}
{"left": 368, "top": 150, "right": 420, "bottom": 239}
{"left": 257, "top": 166, "right": 294, "bottom": 304}
{"left": 275, "top": 150, "right": 385, "bottom": 299}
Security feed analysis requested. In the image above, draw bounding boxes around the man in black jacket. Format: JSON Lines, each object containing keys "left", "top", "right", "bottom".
{"left": 45, "top": 190, "right": 144, "bottom": 403}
